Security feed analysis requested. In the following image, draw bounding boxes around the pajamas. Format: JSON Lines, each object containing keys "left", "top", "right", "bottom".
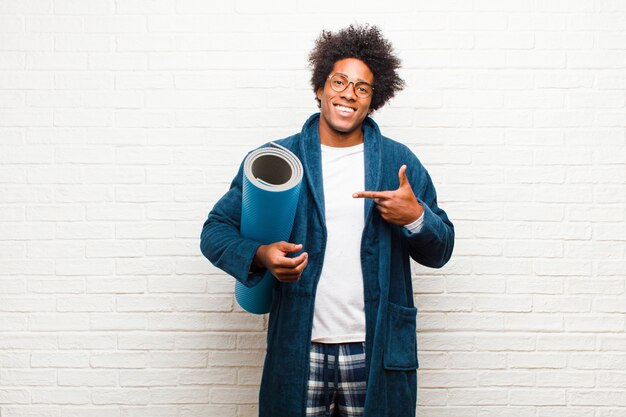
{"left": 306, "top": 342, "right": 367, "bottom": 417}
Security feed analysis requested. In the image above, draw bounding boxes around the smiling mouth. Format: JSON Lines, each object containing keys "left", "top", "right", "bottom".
{"left": 334, "top": 104, "right": 356, "bottom": 114}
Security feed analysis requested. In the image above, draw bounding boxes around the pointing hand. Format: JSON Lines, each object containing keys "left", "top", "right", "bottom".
{"left": 352, "top": 165, "right": 423, "bottom": 225}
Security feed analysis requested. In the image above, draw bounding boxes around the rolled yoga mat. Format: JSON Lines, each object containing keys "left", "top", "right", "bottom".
{"left": 236, "top": 142, "right": 303, "bottom": 314}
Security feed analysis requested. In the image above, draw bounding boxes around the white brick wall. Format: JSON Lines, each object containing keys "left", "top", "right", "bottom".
{"left": 1, "top": 0, "right": 625, "bottom": 415}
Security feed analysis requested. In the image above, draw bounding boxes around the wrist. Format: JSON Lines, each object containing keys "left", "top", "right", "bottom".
{"left": 403, "top": 204, "right": 425, "bottom": 233}
{"left": 406, "top": 203, "right": 424, "bottom": 224}
{"left": 252, "top": 245, "right": 267, "bottom": 270}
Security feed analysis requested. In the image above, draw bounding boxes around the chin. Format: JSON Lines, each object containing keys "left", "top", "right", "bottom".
{"left": 331, "top": 124, "right": 356, "bottom": 134}
{"left": 328, "top": 118, "right": 355, "bottom": 132}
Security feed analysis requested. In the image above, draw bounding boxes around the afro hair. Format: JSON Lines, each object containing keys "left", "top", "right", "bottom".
{"left": 308, "top": 24, "right": 405, "bottom": 112}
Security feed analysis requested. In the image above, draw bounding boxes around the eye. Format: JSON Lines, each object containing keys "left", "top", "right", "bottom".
{"left": 355, "top": 83, "right": 372, "bottom": 96}
{"left": 333, "top": 79, "right": 346, "bottom": 86}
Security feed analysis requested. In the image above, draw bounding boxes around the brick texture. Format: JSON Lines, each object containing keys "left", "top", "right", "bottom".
{"left": 1, "top": 0, "right": 625, "bottom": 415}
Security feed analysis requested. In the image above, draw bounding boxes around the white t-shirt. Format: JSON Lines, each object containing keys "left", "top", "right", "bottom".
{"left": 310, "top": 143, "right": 425, "bottom": 344}
{"left": 311, "top": 143, "right": 367, "bottom": 343}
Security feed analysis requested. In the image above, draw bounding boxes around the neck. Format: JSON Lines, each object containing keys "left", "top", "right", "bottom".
{"left": 318, "top": 123, "right": 364, "bottom": 148}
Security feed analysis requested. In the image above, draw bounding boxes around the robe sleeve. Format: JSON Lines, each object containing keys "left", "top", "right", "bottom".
{"left": 403, "top": 157, "right": 455, "bottom": 269}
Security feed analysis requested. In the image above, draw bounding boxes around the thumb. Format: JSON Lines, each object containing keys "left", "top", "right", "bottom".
{"left": 398, "top": 165, "right": 408, "bottom": 189}
{"left": 276, "top": 241, "right": 302, "bottom": 253}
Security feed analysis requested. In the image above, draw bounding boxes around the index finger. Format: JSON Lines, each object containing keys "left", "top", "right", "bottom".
{"left": 352, "top": 190, "right": 392, "bottom": 199}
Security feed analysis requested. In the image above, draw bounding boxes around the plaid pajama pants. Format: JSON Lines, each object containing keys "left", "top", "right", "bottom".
{"left": 306, "top": 342, "right": 367, "bottom": 417}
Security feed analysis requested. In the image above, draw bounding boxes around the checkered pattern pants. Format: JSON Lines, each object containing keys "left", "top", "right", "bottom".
{"left": 306, "top": 342, "right": 367, "bottom": 417}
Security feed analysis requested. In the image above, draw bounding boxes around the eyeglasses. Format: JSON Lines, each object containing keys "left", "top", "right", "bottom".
{"left": 327, "top": 73, "right": 374, "bottom": 99}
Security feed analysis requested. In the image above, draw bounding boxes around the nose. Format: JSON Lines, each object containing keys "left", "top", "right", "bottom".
{"left": 340, "top": 82, "right": 357, "bottom": 100}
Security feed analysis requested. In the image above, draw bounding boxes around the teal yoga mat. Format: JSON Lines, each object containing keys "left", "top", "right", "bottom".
{"left": 236, "top": 142, "right": 303, "bottom": 314}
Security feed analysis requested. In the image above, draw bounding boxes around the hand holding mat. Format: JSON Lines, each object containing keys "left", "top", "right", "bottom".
{"left": 253, "top": 241, "right": 307, "bottom": 283}
{"left": 236, "top": 142, "right": 303, "bottom": 314}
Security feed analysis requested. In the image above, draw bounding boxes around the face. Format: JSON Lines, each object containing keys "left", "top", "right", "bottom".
{"left": 317, "top": 58, "right": 374, "bottom": 138}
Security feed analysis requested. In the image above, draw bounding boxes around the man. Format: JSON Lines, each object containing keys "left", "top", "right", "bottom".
{"left": 201, "top": 24, "right": 454, "bottom": 417}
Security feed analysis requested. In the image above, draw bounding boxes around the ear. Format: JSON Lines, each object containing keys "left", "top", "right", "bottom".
{"left": 316, "top": 87, "right": 323, "bottom": 100}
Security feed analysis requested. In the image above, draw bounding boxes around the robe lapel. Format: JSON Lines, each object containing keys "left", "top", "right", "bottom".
{"left": 362, "top": 116, "right": 382, "bottom": 222}
{"left": 298, "top": 114, "right": 326, "bottom": 225}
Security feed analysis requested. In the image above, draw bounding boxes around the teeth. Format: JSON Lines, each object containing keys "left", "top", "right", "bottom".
{"left": 336, "top": 105, "right": 354, "bottom": 113}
